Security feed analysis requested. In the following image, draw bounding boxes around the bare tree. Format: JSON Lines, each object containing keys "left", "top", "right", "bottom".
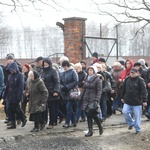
{"left": 91, "top": 0, "right": 150, "bottom": 35}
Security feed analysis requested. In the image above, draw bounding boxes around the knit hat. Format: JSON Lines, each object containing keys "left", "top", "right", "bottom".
{"left": 138, "top": 59, "right": 145, "bottom": 66}
{"left": 6, "top": 54, "right": 15, "bottom": 60}
{"left": 119, "top": 60, "right": 125, "bottom": 66}
{"left": 24, "top": 63, "right": 30, "bottom": 70}
{"left": 99, "top": 57, "right": 106, "bottom": 63}
{"left": 134, "top": 62, "right": 141, "bottom": 67}
{"left": 92, "top": 52, "right": 98, "bottom": 59}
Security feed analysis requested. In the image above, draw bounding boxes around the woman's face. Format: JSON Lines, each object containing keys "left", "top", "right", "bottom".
{"left": 63, "top": 66, "right": 69, "bottom": 71}
{"left": 74, "top": 67, "right": 82, "bottom": 73}
{"left": 29, "top": 72, "right": 34, "bottom": 81}
{"left": 88, "top": 68, "right": 94, "bottom": 76}
{"left": 22, "top": 66, "right": 28, "bottom": 73}
{"left": 126, "top": 61, "right": 131, "bottom": 68}
{"left": 44, "top": 62, "right": 49, "bottom": 67}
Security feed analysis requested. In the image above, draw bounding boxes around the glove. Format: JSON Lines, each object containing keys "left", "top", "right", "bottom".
{"left": 61, "top": 86, "right": 68, "bottom": 92}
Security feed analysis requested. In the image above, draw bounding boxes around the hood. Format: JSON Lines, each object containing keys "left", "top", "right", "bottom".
{"left": 6, "top": 62, "right": 19, "bottom": 74}
{"left": 88, "top": 65, "right": 98, "bottom": 74}
{"left": 42, "top": 57, "right": 52, "bottom": 68}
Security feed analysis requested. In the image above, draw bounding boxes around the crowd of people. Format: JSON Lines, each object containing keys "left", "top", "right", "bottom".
{"left": 0, "top": 52, "right": 150, "bottom": 136}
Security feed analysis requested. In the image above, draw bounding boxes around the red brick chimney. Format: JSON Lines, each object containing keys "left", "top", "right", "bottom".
{"left": 63, "top": 17, "right": 87, "bottom": 64}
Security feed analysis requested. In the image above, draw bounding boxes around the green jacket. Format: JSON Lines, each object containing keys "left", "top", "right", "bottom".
{"left": 28, "top": 78, "right": 48, "bottom": 114}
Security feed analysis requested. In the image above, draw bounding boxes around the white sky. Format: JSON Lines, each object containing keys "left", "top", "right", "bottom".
{"left": 0, "top": 0, "right": 114, "bottom": 29}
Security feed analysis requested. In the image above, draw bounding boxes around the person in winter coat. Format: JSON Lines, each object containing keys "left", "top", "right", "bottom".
{"left": 81, "top": 65, "right": 103, "bottom": 137}
{"left": 118, "top": 59, "right": 134, "bottom": 82}
{"left": 60, "top": 60, "right": 78, "bottom": 128}
{"left": 111, "top": 62, "right": 124, "bottom": 114}
{"left": 0, "top": 65, "right": 4, "bottom": 100}
{"left": 121, "top": 67, "right": 147, "bottom": 134}
{"left": 145, "top": 67, "right": 150, "bottom": 119}
{"left": 90, "top": 52, "right": 99, "bottom": 65}
{"left": 74, "top": 62, "right": 87, "bottom": 123}
{"left": 3, "top": 62, "right": 27, "bottom": 129}
{"left": 28, "top": 70, "right": 48, "bottom": 132}
{"left": 40, "top": 57, "right": 60, "bottom": 129}
{"left": 21, "top": 63, "right": 32, "bottom": 115}
{"left": 99, "top": 64, "right": 116, "bottom": 122}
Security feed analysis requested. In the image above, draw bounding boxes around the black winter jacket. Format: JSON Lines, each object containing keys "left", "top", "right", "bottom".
{"left": 122, "top": 76, "right": 147, "bottom": 106}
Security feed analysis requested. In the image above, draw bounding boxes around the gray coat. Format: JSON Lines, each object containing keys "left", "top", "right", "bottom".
{"left": 28, "top": 78, "right": 48, "bottom": 114}
{"left": 82, "top": 74, "right": 102, "bottom": 110}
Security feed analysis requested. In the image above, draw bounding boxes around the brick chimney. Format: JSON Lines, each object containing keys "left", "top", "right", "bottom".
{"left": 63, "top": 17, "right": 87, "bottom": 63}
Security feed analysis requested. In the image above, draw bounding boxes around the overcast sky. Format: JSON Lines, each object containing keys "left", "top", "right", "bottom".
{"left": 1, "top": 0, "right": 114, "bottom": 29}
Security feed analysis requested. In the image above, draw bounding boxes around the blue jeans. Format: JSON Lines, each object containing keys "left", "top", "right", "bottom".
{"left": 122, "top": 104, "right": 142, "bottom": 132}
{"left": 76, "top": 101, "right": 85, "bottom": 121}
{"left": 65, "top": 100, "right": 76, "bottom": 125}
{"left": 113, "top": 97, "right": 123, "bottom": 110}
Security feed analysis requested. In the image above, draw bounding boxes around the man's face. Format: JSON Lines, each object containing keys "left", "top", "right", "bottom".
{"left": 7, "top": 59, "right": 14, "bottom": 64}
{"left": 92, "top": 56, "right": 97, "bottom": 61}
{"left": 36, "top": 60, "right": 43, "bottom": 67}
{"left": 130, "top": 72, "right": 138, "bottom": 78}
{"left": 134, "top": 66, "right": 140, "bottom": 70}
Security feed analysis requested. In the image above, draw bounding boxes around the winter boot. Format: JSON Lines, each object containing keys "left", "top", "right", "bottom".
{"left": 85, "top": 116, "right": 93, "bottom": 137}
{"left": 7, "top": 121, "right": 16, "bottom": 129}
{"left": 94, "top": 116, "right": 103, "bottom": 135}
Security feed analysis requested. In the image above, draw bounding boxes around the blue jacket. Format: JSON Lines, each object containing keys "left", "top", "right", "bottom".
{"left": 4, "top": 62, "right": 24, "bottom": 103}
{"left": 0, "top": 66, "right": 4, "bottom": 97}
{"left": 60, "top": 67, "right": 78, "bottom": 91}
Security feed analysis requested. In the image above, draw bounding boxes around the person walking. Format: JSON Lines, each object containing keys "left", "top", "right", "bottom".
{"left": 60, "top": 60, "right": 78, "bottom": 128}
{"left": 40, "top": 57, "right": 60, "bottom": 129}
{"left": 28, "top": 70, "right": 48, "bottom": 132}
{"left": 3, "top": 62, "right": 27, "bottom": 129}
{"left": 81, "top": 65, "right": 103, "bottom": 137}
{"left": 121, "top": 67, "right": 148, "bottom": 134}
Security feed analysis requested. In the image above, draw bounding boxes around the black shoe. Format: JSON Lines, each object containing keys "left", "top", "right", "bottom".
{"left": 7, "top": 125, "right": 16, "bottom": 129}
{"left": 135, "top": 131, "right": 140, "bottom": 134}
{"left": 17, "top": 120, "right": 21, "bottom": 125}
{"left": 102, "top": 118, "right": 106, "bottom": 122}
{"left": 128, "top": 125, "right": 134, "bottom": 130}
{"left": 112, "top": 110, "right": 116, "bottom": 114}
{"left": 69, "top": 123, "right": 77, "bottom": 127}
{"left": 7, "top": 122, "right": 12, "bottom": 126}
{"left": 30, "top": 128, "right": 39, "bottom": 132}
{"left": 145, "top": 112, "right": 150, "bottom": 119}
{"left": 85, "top": 130, "right": 93, "bottom": 137}
{"left": 59, "top": 118, "right": 64, "bottom": 123}
{"left": 4, "top": 120, "right": 9, "bottom": 124}
{"left": 99, "top": 126, "right": 103, "bottom": 135}
{"left": 40, "top": 122, "right": 46, "bottom": 130}
{"left": 62, "top": 124, "right": 69, "bottom": 128}
{"left": 22, "top": 119, "right": 27, "bottom": 127}
{"left": 79, "top": 119, "right": 85, "bottom": 122}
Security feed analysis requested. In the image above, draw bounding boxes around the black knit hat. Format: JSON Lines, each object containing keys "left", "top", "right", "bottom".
{"left": 92, "top": 52, "right": 98, "bottom": 59}
{"left": 134, "top": 62, "right": 141, "bottom": 67}
{"left": 99, "top": 57, "right": 106, "bottom": 63}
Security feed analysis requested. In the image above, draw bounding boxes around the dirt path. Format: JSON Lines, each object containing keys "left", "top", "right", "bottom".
{"left": 71, "top": 120, "right": 150, "bottom": 150}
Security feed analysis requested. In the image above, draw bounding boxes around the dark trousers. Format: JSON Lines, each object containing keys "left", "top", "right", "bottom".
{"left": 9, "top": 103, "right": 26, "bottom": 122}
{"left": 48, "top": 100, "right": 59, "bottom": 125}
